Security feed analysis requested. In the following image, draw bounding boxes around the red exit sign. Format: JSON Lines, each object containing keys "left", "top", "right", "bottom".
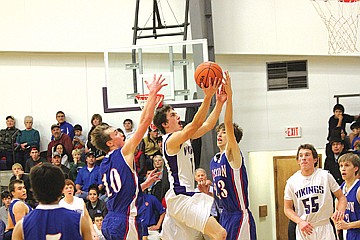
{"left": 285, "top": 126, "right": 301, "bottom": 138}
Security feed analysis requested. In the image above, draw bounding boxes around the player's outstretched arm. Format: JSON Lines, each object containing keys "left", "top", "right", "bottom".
{"left": 11, "top": 219, "right": 24, "bottom": 240}
{"left": 192, "top": 78, "right": 227, "bottom": 139}
{"left": 222, "top": 72, "right": 242, "bottom": 169}
{"left": 167, "top": 77, "right": 221, "bottom": 152}
{"left": 123, "top": 74, "right": 167, "bottom": 160}
{"left": 80, "top": 214, "right": 93, "bottom": 240}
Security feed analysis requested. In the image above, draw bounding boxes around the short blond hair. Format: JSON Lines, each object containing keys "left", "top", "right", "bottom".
{"left": 12, "top": 163, "right": 23, "bottom": 170}
{"left": 72, "top": 149, "right": 82, "bottom": 156}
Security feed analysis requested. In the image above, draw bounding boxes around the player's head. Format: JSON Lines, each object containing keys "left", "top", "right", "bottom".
{"left": 154, "top": 104, "right": 180, "bottom": 134}
{"left": 30, "top": 163, "right": 65, "bottom": 204}
{"left": 215, "top": 123, "right": 243, "bottom": 144}
{"left": 339, "top": 153, "right": 360, "bottom": 176}
{"left": 8, "top": 179, "right": 27, "bottom": 200}
{"left": 296, "top": 144, "right": 318, "bottom": 167}
{"left": 63, "top": 179, "right": 75, "bottom": 196}
{"left": 91, "top": 123, "right": 124, "bottom": 153}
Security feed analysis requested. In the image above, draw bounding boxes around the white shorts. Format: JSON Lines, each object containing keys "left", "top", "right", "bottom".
{"left": 295, "top": 221, "right": 335, "bottom": 240}
{"left": 160, "top": 189, "right": 213, "bottom": 240}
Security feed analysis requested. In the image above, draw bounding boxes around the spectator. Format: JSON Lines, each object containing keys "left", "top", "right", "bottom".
{"left": 55, "top": 111, "right": 74, "bottom": 139}
{"left": 350, "top": 122, "right": 360, "bottom": 154}
{"left": 47, "top": 124, "right": 73, "bottom": 162}
{"left": 53, "top": 143, "right": 71, "bottom": 168}
{"left": 69, "top": 149, "right": 85, "bottom": 182}
{"left": 24, "top": 146, "right": 46, "bottom": 173}
{"left": 75, "top": 151, "right": 103, "bottom": 200}
{"left": 15, "top": 116, "right": 40, "bottom": 168}
{"left": 123, "top": 118, "right": 135, "bottom": 140}
{"left": 93, "top": 213, "right": 106, "bottom": 240}
{"left": 51, "top": 151, "right": 70, "bottom": 179}
{"left": 140, "top": 193, "right": 166, "bottom": 240}
{"left": 0, "top": 116, "right": 20, "bottom": 169}
{"left": 139, "top": 126, "right": 160, "bottom": 170}
{"left": 0, "top": 191, "right": 11, "bottom": 228}
{"left": 85, "top": 185, "right": 107, "bottom": 220}
{"left": 86, "top": 114, "right": 105, "bottom": 165}
{"left": 325, "top": 136, "right": 348, "bottom": 186}
{"left": 72, "top": 124, "right": 86, "bottom": 153}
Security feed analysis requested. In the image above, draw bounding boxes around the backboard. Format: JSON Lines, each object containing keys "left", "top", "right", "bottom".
{"left": 103, "top": 39, "right": 208, "bottom": 112}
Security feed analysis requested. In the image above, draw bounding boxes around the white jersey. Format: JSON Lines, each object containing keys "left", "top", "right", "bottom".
{"left": 162, "top": 133, "right": 195, "bottom": 194}
{"left": 284, "top": 168, "right": 340, "bottom": 224}
{"left": 59, "top": 196, "right": 85, "bottom": 216}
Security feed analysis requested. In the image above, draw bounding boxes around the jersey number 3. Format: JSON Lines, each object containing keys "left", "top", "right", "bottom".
{"left": 302, "top": 196, "right": 319, "bottom": 214}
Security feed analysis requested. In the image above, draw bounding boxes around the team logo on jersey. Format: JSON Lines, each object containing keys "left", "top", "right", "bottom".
{"left": 294, "top": 185, "right": 324, "bottom": 198}
{"left": 211, "top": 164, "right": 227, "bottom": 178}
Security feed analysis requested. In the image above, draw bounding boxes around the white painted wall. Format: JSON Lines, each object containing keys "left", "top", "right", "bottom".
{"left": 1, "top": 0, "right": 359, "bottom": 54}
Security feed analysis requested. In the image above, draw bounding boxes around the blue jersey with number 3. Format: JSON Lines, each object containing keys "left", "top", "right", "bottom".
{"left": 210, "top": 152, "right": 250, "bottom": 212}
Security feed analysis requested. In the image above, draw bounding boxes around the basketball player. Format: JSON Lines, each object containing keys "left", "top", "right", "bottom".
{"left": 90, "top": 75, "right": 166, "bottom": 240}
{"left": 4, "top": 179, "right": 32, "bottom": 239}
{"left": 153, "top": 77, "right": 227, "bottom": 240}
{"left": 209, "top": 71, "right": 257, "bottom": 240}
{"left": 336, "top": 153, "right": 360, "bottom": 239}
{"left": 12, "top": 163, "right": 92, "bottom": 240}
{"left": 284, "top": 144, "right": 347, "bottom": 240}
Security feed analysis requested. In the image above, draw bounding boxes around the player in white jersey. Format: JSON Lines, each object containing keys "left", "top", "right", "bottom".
{"left": 284, "top": 144, "right": 347, "bottom": 240}
{"left": 153, "top": 77, "right": 227, "bottom": 240}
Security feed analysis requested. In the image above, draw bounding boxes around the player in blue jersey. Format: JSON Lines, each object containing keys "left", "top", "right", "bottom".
{"left": 11, "top": 162, "right": 92, "bottom": 240}
{"left": 336, "top": 153, "right": 360, "bottom": 239}
{"left": 4, "top": 179, "right": 32, "bottom": 240}
{"left": 153, "top": 76, "right": 227, "bottom": 240}
{"left": 209, "top": 71, "right": 257, "bottom": 240}
{"left": 90, "top": 75, "right": 166, "bottom": 240}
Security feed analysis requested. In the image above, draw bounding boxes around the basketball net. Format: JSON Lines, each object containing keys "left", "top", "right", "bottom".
{"left": 311, "top": 0, "right": 360, "bottom": 54}
{"left": 135, "top": 94, "right": 164, "bottom": 111}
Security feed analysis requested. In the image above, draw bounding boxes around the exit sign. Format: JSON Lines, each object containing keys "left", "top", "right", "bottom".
{"left": 285, "top": 126, "right": 301, "bottom": 138}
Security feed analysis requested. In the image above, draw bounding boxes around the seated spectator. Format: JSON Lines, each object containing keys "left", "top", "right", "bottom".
{"left": 0, "top": 116, "right": 20, "bottom": 169}
{"left": 135, "top": 143, "right": 147, "bottom": 184}
{"left": 24, "top": 146, "right": 46, "bottom": 173}
{"left": 324, "top": 136, "right": 347, "bottom": 186}
{"left": 93, "top": 213, "right": 106, "bottom": 240}
{"left": 85, "top": 184, "right": 108, "bottom": 220}
{"left": 0, "top": 191, "right": 11, "bottom": 228}
{"left": 9, "top": 163, "right": 35, "bottom": 208}
{"left": 72, "top": 124, "right": 86, "bottom": 153}
{"left": 350, "top": 122, "right": 360, "bottom": 154}
{"left": 327, "top": 103, "right": 359, "bottom": 142}
{"left": 53, "top": 143, "right": 71, "bottom": 168}
{"left": 55, "top": 111, "right": 74, "bottom": 140}
{"left": 86, "top": 114, "right": 105, "bottom": 165}
{"left": 47, "top": 124, "right": 73, "bottom": 162}
{"left": 123, "top": 118, "right": 135, "bottom": 140}
{"left": 140, "top": 193, "right": 166, "bottom": 240}
{"left": 75, "top": 151, "right": 103, "bottom": 200}
{"left": 69, "top": 149, "right": 85, "bottom": 182}
{"left": 51, "top": 151, "right": 70, "bottom": 179}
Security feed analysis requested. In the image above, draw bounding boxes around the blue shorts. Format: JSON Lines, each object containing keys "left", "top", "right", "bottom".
{"left": 102, "top": 212, "right": 143, "bottom": 240}
{"left": 220, "top": 209, "right": 257, "bottom": 240}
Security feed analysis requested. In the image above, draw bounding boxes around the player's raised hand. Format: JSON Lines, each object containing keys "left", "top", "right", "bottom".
{"left": 145, "top": 74, "right": 168, "bottom": 94}
{"left": 201, "top": 76, "right": 222, "bottom": 99}
{"left": 222, "top": 71, "right": 233, "bottom": 98}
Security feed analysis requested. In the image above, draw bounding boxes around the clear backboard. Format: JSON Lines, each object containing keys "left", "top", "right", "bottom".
{"left": 103, "top": 39, "right": 208, "bottom": 112}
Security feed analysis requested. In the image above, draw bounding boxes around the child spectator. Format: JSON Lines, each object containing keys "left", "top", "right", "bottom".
{"left": 73, "top": 124, "right": 86, "bottom": 153}
{"left": 0, "top": 191, "right": 11, "bottom": 228}
{"left": 93, "top": 213, "right": 106, "bottom": 240}
{"left": 69, "top": 149, "right": 85, "bottom": 182}
{"left": 350, "top": 122, "right": 360, "bottom": 154}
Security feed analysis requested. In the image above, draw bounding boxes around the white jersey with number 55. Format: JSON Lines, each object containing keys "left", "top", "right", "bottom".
{"left": 284, "top": 168, "right": 340, "bottom": 224}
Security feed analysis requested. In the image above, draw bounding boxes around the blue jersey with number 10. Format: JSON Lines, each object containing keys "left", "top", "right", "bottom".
{"left": 100, "top": 148, "right": 143, "bottom": 216}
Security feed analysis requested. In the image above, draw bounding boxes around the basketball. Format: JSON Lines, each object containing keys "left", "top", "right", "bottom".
{"left": 194, "top": 61, "right": 223, "bottom": 88}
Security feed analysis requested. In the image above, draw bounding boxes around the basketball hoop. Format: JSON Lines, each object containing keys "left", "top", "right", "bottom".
{"left": 135, "top": 94, "right": 164, "bottom": 110}
{"left": 311, "top": 0, "right": 360, "bottom": 54}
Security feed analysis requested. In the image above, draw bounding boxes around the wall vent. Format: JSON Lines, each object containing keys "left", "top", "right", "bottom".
{"left": 267, "top": 60, "right": 308, "bottom": 91}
